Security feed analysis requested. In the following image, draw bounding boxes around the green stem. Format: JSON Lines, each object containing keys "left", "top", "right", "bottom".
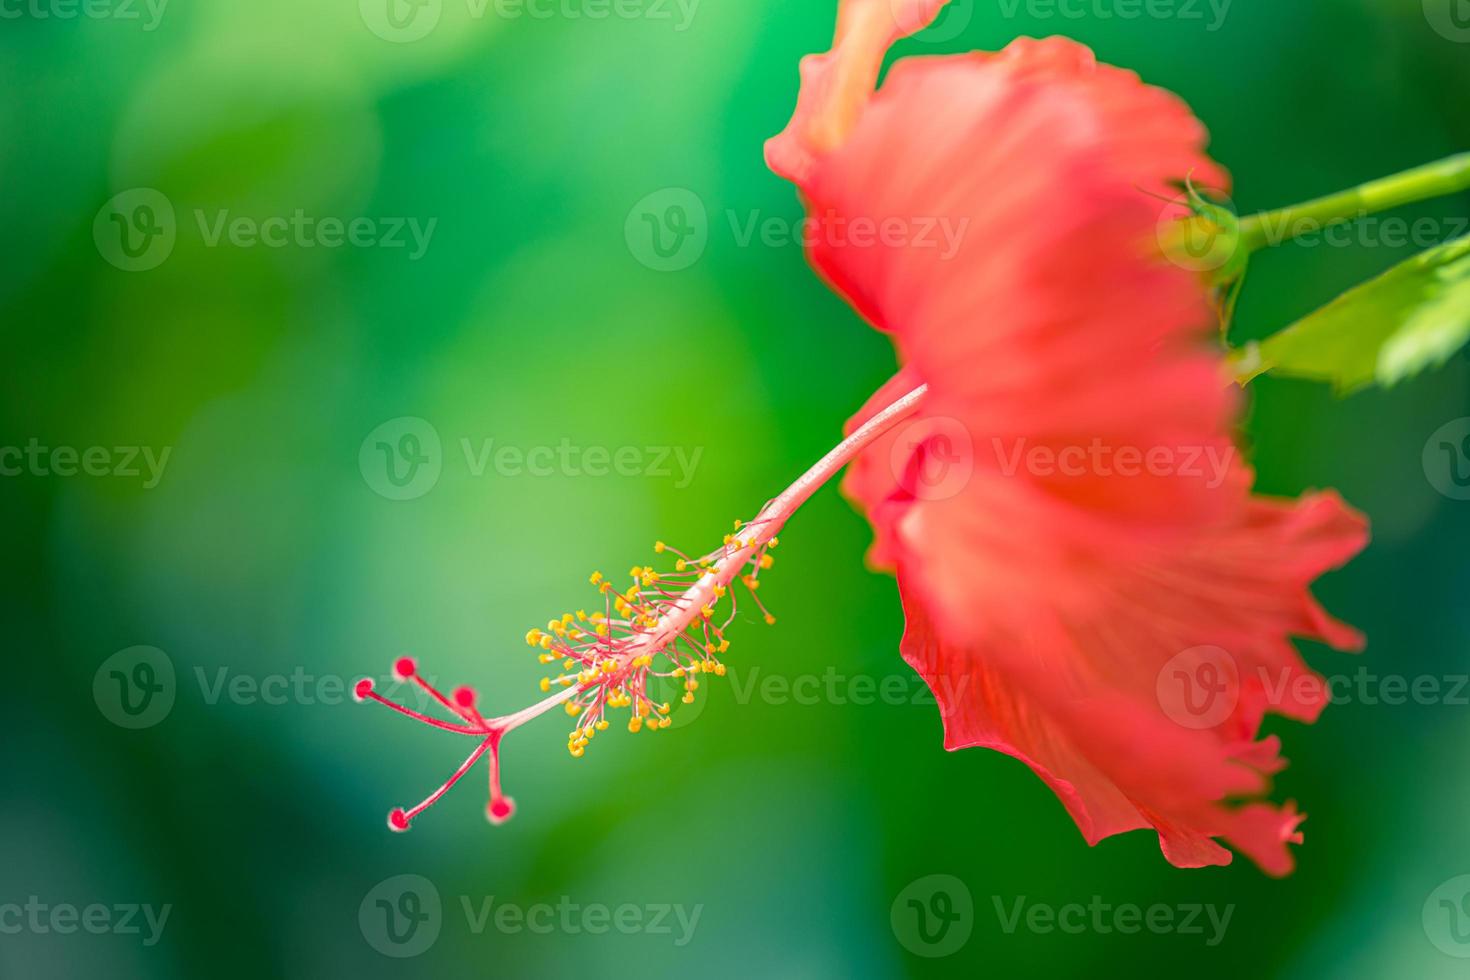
{"left": 1238, "top": 152, "right": 1470, "bottom": 252}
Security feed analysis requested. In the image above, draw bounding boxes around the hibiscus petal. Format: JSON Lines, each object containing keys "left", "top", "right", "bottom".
{"left": 778, "top": 4, "right": 1370, "bottom": 872}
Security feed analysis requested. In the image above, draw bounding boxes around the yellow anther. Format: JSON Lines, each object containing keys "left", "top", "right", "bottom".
{"left": 760, "top": 554, "right": 774, "bottom": 569}
{"left": 590, "top": 571, "right": 603, "bottom": 585}
{"left": 526, "top": 628, "right": 542, "bottom": 646}
{"left": 539, "top": 677, "right": 551, "bottom": 692}
{"left": 577, "top": 609, "right": 588, "bottom": 621}
{"left": 687, "top": 662, "right": 701, "bottom": 673}
{"left": 596, "top": 719, "right": 609, "bottom": 731}
{"left": 673, "top": 667, "right": 686, "bottom": 678}
{"left": 659, "top": 717, "right": 671, "bottom": 729}
{"left": 628, "top": 717, "right": 643, "bottom": 733}
{"left": 562, "top": 613, "right": 574, "bottom": 624}
{"left": 718, "top": 640, "right": 730, "bottom": 653}
{"left": 658, "top": 702, "right": 671, "bottom": 715}
{"left": 676, "top": 559, "right": 687, "bottom": 571}
{"left": 540, "top": 635, "right": 553, "bottom": 649}
{"left": 687, "top": 679, "right": 699, "bottom": 691}
{"left": 564, "top": 658, "right": 576, "bottom": 670}
{"left": 539, "top": 653, "right": 556, "bottom": 664}
{"left": 682, "top": 692, "right": 695, "bottom": 704}
{"left": 714, "top": 663, "right": 727, "bottom": 676}
{"left": 714, "top": 584, "right": 727, "bottom": 598}
{"left": 569, "top": 745, "right": 585, "bottom": 758}
{"left": 769, "top": 537, "right": 779, "bottom": 548}
{"left": 764, "top": 613, "right": 777, "bottom": 625}
{"left": 565, "top": 701, "right": 581, "bottom": 716}
{"left": 559, "top": 676, "right": 575, "bottom": 687}
{"left": 701, "top": 605, "right": 713, "bottom": 619}
{"left": 654, "top": 541, "right": 666, "bottom": 553}
{"left": 705, "top": 643, "right": 716, "bottom": 654}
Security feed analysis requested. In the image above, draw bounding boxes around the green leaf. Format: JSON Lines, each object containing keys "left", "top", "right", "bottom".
{"left": 1233, "top": 234, "right": 1470, "bottom": 393}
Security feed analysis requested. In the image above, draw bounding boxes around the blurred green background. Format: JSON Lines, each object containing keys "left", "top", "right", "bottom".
{"left": 3, "top": 0, "right": 1469, "bottom": 976}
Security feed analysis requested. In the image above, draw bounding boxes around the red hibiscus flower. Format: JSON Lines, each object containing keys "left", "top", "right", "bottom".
{"left": 767, "top": 0, "right": 1369, "bottom": 874}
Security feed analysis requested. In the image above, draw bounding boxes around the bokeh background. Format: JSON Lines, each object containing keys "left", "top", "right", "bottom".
{"left": 4, "top": 0, "right": 1469, "bottom": 976}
